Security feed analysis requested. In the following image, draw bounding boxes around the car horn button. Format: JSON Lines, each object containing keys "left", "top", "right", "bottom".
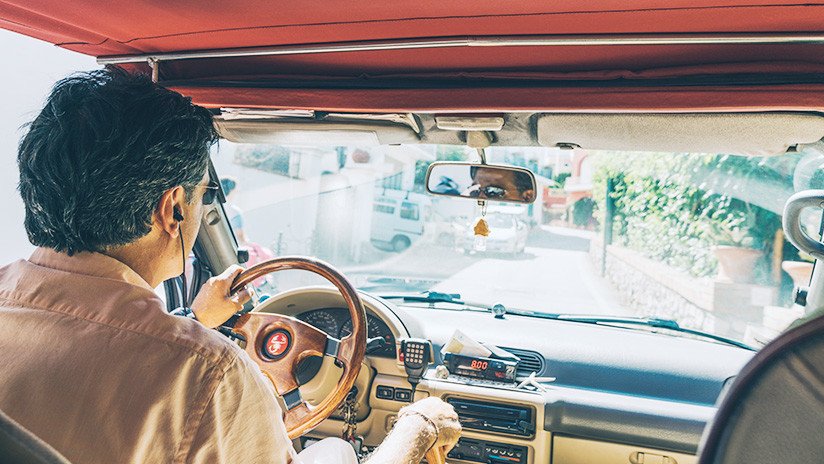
{"left": 262, "top": 329, "right": 291, "bottom": 360}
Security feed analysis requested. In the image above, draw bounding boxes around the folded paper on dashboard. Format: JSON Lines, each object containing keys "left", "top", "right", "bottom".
{"left": 441, "top": 329, "right": 492, "bottom": 358}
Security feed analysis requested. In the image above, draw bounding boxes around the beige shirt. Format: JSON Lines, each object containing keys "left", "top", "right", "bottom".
{"left": 0, "top": 248, "right": 294, "bottom": 463}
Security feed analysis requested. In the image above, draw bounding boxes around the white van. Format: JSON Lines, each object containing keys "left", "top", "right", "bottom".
{"left": 370, "top": 195, "right": 425, "bottom": 252}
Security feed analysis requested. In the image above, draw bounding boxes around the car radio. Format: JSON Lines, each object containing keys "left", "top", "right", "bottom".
{"left": 447, "top": 438, "right": 527, "bottom": 464}
{"left": 446, "top": 398, "right": 535, "bottom": 437}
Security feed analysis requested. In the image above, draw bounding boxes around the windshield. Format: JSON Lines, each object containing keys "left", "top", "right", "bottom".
{"left": 213, "top": 143, "right": 824, "bottom": 347}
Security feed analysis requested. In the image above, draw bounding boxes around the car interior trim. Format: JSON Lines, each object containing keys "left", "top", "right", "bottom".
{"left": 214, "top": 118, "right": 421, "bottom": 146}
{"left": 213, "top": 111, "right": 824, "bottom": 157}
{"left": 167, "top": 83, "right": 824, "bottom": 114}
{"left": 536, "top": 112, "right": 824, "bottom": 156}
{"left": 543, "top": 386, "right": 716, "bottom": 454}
{"left": 96, "top": 33, "right": 824, "bottom": 65}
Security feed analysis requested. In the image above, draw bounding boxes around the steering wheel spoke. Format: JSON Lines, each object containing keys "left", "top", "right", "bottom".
{"left": 282, "top": 388, "right": 305, "bottom": 411}
{"left": 283, "top": 401, "right": 314, "bottom": 431}
{"left": 336, "top": 334, "right": 361, "bottom": 370}
{"left": 323, "top": 335, "right": 342, "bottom": 359}
{"left": 227, "top": 257, "right": 367, "bottom": 439}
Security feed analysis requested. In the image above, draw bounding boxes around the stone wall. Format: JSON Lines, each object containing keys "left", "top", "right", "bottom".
{"left": 591, "top": 239, "right": 777, "bottom": 341}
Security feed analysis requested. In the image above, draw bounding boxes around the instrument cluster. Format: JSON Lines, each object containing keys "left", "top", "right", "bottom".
{"left": 297, "top": 307, "right": 396, "bottom": 357}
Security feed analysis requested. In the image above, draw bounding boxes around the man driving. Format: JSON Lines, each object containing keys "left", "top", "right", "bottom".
{"left": 465, "top": 166, "right": 536, "bottom": 202}
{"left": 0, "top": 69, "right": 460, "bottom": 463}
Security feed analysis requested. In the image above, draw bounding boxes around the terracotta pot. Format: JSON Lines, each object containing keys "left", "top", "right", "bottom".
{"left": 782, "top": 261, "right": 814, "bottom": 288}
{"left": 713, "top": 246, "right": 763, "bottom": 284}
{"left": 351, "top": 149, "right": 371, "bottom": 163}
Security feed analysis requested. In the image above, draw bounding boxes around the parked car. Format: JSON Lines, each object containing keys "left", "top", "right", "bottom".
{"left": 457, "top": 213, "right": 528, "bottom": 255}
{"left": 370, "top": 195, "right": 425, "bottom": 252}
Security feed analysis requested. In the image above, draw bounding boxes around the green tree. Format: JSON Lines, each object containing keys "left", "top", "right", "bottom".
{"left": 592, "top": 151, "right": 787, "bottom": 279}
{"left": 414, "top": 146, "right": 468, "bottom": 186}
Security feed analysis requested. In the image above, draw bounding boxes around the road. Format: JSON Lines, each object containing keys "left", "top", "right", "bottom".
{"left": 344, "top": 225, "right": 625, "bottom": 315}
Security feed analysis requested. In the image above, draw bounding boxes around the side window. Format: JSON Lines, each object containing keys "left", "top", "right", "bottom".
{"left": 374, "top": 204, "right": 395, "bottom": 214}
{"left": 400, "top": 202, "right": 419, "bottom": 221}
{"left": 154, "top": 284, "right": 168, "bottom": 308}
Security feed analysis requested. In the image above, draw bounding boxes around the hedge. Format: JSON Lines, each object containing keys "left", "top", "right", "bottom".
{"left": 591, "top": 152, "right": 795, "bottom": 281}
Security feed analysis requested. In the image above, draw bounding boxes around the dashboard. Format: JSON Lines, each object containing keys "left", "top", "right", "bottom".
{"left": 256, "top": 287, "right": 755, "bottom": 464}
{"left": 297, "top": 307, "right": 396, "bottom": 357}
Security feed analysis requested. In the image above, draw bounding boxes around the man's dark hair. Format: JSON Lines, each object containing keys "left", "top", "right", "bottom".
{"left": 512, "top": 170, "right": 534, "bottom": 193}
{"left": 18, "top": 68, "right": 218, "bottom": 255}
{"left": 469, "top": 166, "right": 534, "bottom": 193}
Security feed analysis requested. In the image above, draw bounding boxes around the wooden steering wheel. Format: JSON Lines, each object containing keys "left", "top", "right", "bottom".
{"left": 228, "top": 257, "right": 449, "bottom": 464}
{"left": 228, "top": 257, "right": 367, "bottom": 440}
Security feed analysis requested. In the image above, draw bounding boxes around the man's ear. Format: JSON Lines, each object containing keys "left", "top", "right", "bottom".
{"left": 155, "top": 186, "right": 186, "bottom": 237}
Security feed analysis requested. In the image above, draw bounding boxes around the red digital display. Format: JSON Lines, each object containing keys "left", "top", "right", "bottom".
{"left": 470, "top": 359, "right": 489, "bottom": 370}
{"left": 444, "top": 353, "right": 518, "bottom": 382}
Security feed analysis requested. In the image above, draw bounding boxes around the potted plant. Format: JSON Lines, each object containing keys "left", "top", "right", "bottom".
{"left": 710, "top": 211, "right": 763, "bottom": 284}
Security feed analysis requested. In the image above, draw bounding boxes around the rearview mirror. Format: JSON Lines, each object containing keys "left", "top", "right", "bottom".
{"left": 425, "top": 162, "right": 537, "bottom": 204}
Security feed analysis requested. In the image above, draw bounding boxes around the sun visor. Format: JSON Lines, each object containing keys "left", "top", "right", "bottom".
{"left": 214, "top": 117, "right": 420, "bottom": 146}
{"left": 536, "top": 113, "right": 824, "bottom": 156}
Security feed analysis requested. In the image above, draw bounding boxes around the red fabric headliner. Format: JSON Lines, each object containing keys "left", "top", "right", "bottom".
{"left": 5, "top": 0, "right": 824, "bottom": 56}
{"left": 5, "top": 0, "right": 824, "bottom": 111}
{"left": 171, "top": 84, "right": 824, "bottom": 113}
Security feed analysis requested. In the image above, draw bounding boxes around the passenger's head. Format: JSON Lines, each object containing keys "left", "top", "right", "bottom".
{"left": 220, "top": 177, "right": 238, "bottom": 200}
{"left": 18, "top": 68, "right": 218, "bottom": 283}
{"left": 469, "top": 166, "right": 536, "bottom": 202}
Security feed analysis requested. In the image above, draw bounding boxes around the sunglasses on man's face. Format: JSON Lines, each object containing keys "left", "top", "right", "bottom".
{"left": 198, "top": 181, "right": 220, "bottom": 205}
{"left": 468, "top": 185, "right": 507, "bottom": 199}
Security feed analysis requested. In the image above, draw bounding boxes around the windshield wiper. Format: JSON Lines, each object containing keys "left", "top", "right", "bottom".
{"left": 378, "top": 291, "right": 464, "bottom": 304}
{"left": 550, "top": 315, "right": 754, "bottom": 350}
{"left": 377, "top": 293, "right": 752, "bottom": 350}
{"left": 379, "top": 294, "right": 557, "bottom": 318}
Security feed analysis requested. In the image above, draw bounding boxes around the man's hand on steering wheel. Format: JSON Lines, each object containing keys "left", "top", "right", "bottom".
{"left": 191, "top": 264, "right": 251, "bottom": 328}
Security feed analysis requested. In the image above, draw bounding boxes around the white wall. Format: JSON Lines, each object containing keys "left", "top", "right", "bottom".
{"left": 0, "top": 30, "right": 96, "bottom": 263}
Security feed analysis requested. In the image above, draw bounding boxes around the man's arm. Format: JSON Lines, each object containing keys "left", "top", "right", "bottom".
{"left": 365, "top": 397, "right": 461, "bottom": 464}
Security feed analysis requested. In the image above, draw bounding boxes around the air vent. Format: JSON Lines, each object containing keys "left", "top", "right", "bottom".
{"left": 501, "top": 347, "right": 545, "bottom": 378}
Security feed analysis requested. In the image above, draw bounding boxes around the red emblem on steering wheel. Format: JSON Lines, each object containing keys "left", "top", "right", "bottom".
{"left": 263, "top": 330, "right": 291, "bottom": 359}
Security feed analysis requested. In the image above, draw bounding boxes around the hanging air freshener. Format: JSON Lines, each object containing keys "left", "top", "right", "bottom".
{"left": 473, "top": 216, "right": 490, "bottom": 251}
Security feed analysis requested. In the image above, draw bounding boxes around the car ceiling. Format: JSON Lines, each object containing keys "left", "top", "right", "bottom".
{"left": 3, "top": 1, "right": 824, "bottom": 58}
{"left": 5, "top": 1, "right": 824, "bottom": 111}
